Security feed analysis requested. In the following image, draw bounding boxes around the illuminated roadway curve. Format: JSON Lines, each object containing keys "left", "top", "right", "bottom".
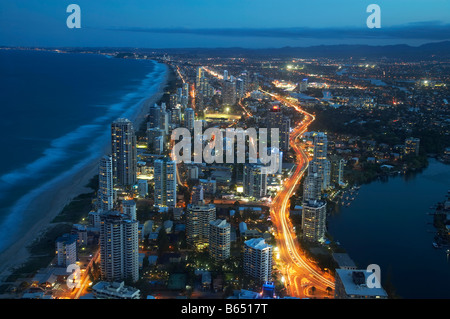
{"left": 262, "top": 91, "right": 335, "bottom": 296}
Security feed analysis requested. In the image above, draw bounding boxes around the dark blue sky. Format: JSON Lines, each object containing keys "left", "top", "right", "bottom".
{"left": 1, "top": 0, "right": 450, "bottom": 48}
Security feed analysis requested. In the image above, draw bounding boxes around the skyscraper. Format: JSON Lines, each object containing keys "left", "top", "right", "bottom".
{"left": 111, "top": 118, "right": 137, "bottom": 187}
{"left": 236, "top": 78, "right": 245, "bottom": 99}
{"left": 301, "top": 199, "right": 327, "bottom": 243}
{"left": 122, "top": 200, "right": 137, "bottom": 221}
{"left": 154, "top": 157, "right": 177, "bottom": 208}
{"left": 303, "top": 172, "right": 322, "bottom": 202}
{"left": 184, "top": 108, "right": 195, "bottom": 132}
{"left": 99, "top": 211, "right": 139, "bottom": 283}
{"left": 191, "top": 185, "right": 204, "bottom": 205}
{"left": 98, "top": 155, "right": 114, "bottom": 212}
{"left": 148, "top": 104, "right": 162, "bottom": 129}
{"left": 170, "top": 107, "right": 182, "bottom": 127}
{"left": 186, "top": 203, "right": 216, "bottom": 247}
{"left": 243, "top": 238, "right": 273, "bottom": 282}
{"left": 222, "top": 80, "right": 236, "bottom": 106}
{"left": 281, "top": 118, "right": 291, "bottom": 152}
{"left": 309, "top": 132, "right": 329, "bottom": 191}
{"left": 209, "top": 219, "right": 231, "bottom": 262}
{"left": 146, "top": 128, "right": 165, "bottom": 154}
{"left": 268, "top": 105, "right": 290, "bottom": 152}
{"left": 243, "top": 164, "right": 267, "bottom": 199}
{"left": 196, "top": 66, "right": 203, "bottom": 88}
{"left": 330, "top": 155, "right": 345, "bottom": 186}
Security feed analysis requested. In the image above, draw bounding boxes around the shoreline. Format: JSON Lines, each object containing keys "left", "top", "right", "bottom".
{"left": 0, "top": 61, "right": 169, "bottom": 284}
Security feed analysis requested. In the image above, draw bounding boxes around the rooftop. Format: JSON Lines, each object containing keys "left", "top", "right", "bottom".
{"left": 336, "top": 269, "right": 388, "bottom": 298}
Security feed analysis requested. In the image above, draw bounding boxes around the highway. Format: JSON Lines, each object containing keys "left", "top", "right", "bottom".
{"left": 262, "top": 91, "right": 335, "bottom": 298}
{"left": 201, "top": 67, "right": 335, "bottom": 297}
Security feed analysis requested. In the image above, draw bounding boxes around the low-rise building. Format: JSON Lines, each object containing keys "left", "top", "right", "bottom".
{"left": 92, "top": 281, "right": 140, "bottom": 299}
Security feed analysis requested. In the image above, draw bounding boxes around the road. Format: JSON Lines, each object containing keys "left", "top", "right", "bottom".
{"left": 262, "top": 91, "right": 335, "bottom": 298}
{"left": 201, "top": 67, "right": 335, "bottom": 297}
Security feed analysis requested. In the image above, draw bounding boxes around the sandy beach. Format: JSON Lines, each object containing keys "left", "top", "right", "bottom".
{"left": 0, "top": 61, "right": 169, "bottom": 284}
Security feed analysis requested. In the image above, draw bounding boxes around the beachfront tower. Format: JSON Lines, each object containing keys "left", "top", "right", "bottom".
{"left": 55, "top": 233, "right": 78, "bottom": 267}
{"left": 154, "top": 157, "right": 177, "bottom": 208}
{"left": 99, "top": 211, "right": 139, "bottom": 283}
{"left": 98, "top": 155, "right": 114, "bottom": 212}
{"left": 111, "top": 118, "right": 137, "bottom": 187}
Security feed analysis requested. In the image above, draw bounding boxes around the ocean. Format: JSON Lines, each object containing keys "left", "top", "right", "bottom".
{"left": 0, "top": 49, "right": 167, "bottom": 254}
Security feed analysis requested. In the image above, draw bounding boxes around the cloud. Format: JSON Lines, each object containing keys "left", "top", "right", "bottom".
{"left": 106, "top": 22, "right": 450, "bottom": 40}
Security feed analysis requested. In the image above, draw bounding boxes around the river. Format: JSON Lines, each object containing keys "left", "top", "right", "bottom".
{"left": 328, "top": 158, "right": 450, "bottom": 298}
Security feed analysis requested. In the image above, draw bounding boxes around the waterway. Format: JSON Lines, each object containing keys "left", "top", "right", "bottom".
{"left": 328, "top": 158, "right": 450, "bottom": 298}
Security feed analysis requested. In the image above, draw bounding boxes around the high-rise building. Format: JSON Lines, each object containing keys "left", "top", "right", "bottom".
{"left": 281, "top": 118, "right": 291, "bottom": 152}
{"left": 301, "top": 199, "right": 327, "bottom": 243}
{"left": 222, "top": 80, "right": 236, "bottom": 106}
{"left": 111, "top": 118, "right": 137, "bottom": 187}
{"left": 169, "top": 93, "right": 178, "bottom": 108}
{"left": 146, "top": 128, "right": 165, "bottom": 154}
{"left": 148, "top": 103, "right": 169, "bottom": 134}
{"left": 122, "top": 200, "right": 137, "bottom": 221}
{"left": 240, "top": 71, "right": 249, "bottom": 93}
{"left": 330, "top": 155, "right": 345, "bottom": 186}
{"left": 191, "top": 185, "right": 204, "bottom": 205}
{"left": 268, "top": 105, "right": 283, "bottom": 129}
{"left": 209, "top": 219, "right": 231, "bottom": 262}
{"left": 243, "top": 164, "right": 267, "bottom": 198}
{"left": 267, "top": 106, "right": 290, "bottom": 152}
{"left": 223, "top": 70, "right": 228, "bottom": 81}
{"left": 98, "top": 155, "right": 114, "bottom": 212}
{"left": 405, "top": 137, "right": 420, "bottom": 156}
{"left": 182, "top": 83, "right": 189, "bottom": 98}
{"left": 170, "top": 107, "right": 182, "bottom": 127}
{"left": 137, "top": 179, "right": 148, "bottom": 198}
{"left": 186, "top": 203, "right": 216, "bottom": 246}
{"left": 148, "top": 104, "right": 162, "bottom": 129}
{"left": 154, "top": 157, "right": 177, "bottom": 208}
{"left": 184, "top": 108, "right": 195, "bottom": 132}
{"left": 236, "top": 78, "right": 245, "bottom": 99}
{"left": 55, "top": 233, "right": 78, "bottom": 267}
{"left": 99, "top": 211, "right": 139, "bottom": 283}
{"left": 196, "top": 67, "right": 203, "bottom": 88}
{"left": 303, "top": 172, "right": 322, "bottom": 202}
{"left": 243, "top": 238, "right": 273, "bottom": 282}
{"left": 308, "top": 132, "right": 329, "bottom": 191}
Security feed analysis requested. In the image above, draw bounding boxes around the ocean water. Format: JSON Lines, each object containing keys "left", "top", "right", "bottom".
{"left": 0, "top": 49, "right": 167, "bottom": 253}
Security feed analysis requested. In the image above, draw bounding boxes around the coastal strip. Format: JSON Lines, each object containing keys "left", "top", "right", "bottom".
{"left": 0, "top": 60, "right": 169, "bottom": 285}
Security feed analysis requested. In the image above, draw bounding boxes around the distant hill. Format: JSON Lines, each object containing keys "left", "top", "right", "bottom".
{"left": 7, "top": 41, "right": 450, "bottom": 59}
